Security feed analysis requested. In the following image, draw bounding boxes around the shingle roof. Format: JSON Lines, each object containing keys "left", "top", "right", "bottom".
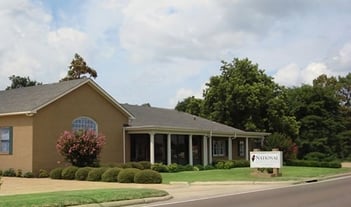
{"left": 0, "top": 78, "right": 133, "bottom": 118}
{"left": 122, "top": 103, "right": 252, "bottom": 136}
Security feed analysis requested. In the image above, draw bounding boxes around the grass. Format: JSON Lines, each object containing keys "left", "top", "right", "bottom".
{"left": 0, "top": 188, "right": 168, "bottom": 207}
{"left": 161, "top": 166, "right": 351, "bottom": 183}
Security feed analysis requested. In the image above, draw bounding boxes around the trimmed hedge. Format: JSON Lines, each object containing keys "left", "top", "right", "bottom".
{"left": 23, "top": 172, "right": 34, "bottom": 178}
{"left": 3, "top": 168, "right": 16, "bottom": 177}
{"left": 101, "top": 167, "right": 122, "bottom": 182}
{"left": 87, "top": 168, "right": 108, "bottom": 181}
{"left": 118, "top": 168, "right": 141, "bottom": 183}
{"left": 50, "top": 167, "right": 63, "bottom": 179}
{"left": 75, "top": 167, "right": 92, "bottom": 181}
{"left": 134, "top": 170, "right": 162, "bottom": 184}
{"left": 151, "top": 163, "right": 169, "bottom": 172}
{"left": 286, "top": 160, "right": 342, "bottom": 168}
{"left": 139, "top": 161, "right": 152, "bottom": 169}
{"left": 62, "top": 166, "right": 79, "bottom": 180}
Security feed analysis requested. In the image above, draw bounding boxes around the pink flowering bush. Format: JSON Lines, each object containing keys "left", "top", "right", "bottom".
{"left": 56, "top": 130, "right": 106, "bottom": 167}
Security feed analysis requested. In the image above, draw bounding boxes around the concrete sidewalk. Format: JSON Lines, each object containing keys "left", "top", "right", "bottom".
{"left": 0, "top": 177, "right": 292, "bottom": 206}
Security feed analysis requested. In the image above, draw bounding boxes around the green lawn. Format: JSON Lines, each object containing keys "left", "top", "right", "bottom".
{"left": 161, "top": 166, "right": 351, "bottom": 183}
{"left": 0, "top": 188, "right": 168, "bottom": 207}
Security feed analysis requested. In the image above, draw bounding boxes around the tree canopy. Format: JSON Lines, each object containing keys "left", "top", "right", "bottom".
{"left": 60, "top": 53, "right": 97, "bottom": 81}
{"left": 175, "top": 57, "right": 351, "bottom": 160}
{"left": 6, "top": 75, "right": 42, "bottom": 90}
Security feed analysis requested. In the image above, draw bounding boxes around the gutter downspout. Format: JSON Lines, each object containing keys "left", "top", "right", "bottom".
{"left": 122, "top": 127, "right": 126, "bottom": 164}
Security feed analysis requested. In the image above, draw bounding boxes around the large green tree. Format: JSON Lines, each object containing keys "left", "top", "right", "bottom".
{"left": 175, "top": 96, "right": 203, "bottom": 116}
{"left": 6, "top": 75, "right": 42, "bottom": 90}
{"left": 286, "top": 75, "right": 345, "bottom": 159}
{"left": 202, "top": 58, "right": 299, "bottom": 137}
{"left": 60, "top": 53, "right": 97, "bottom": 81}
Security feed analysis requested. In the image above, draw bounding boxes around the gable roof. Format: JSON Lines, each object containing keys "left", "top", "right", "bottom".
{"left": 0, "top": 78, "right": 134, "bottom": 118}
{"left": 122, "top": 104, "right": 269, "bottom": 138}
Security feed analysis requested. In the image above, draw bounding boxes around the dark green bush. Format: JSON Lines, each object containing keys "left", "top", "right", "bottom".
{"left": 118, "top": 168, "right": 141, "bottom": 183}
{"left": 133, "top": 162, "right": 145, "bottom": 170}
{"left": 215, "top": 161, "right": 225, "bottom": 169}
{"left": 3, "top": 168, "right": 16, "bottom": 177}
{"left": 194, "top": 164, "right": 204, "bottom": 171}
{"left": 62, "top": 166, "right": 79, "bottom": 180}
{"left": 286, "top": 160, "right": 341, "bottom": 168}
{"left": 178, "top": 164, "right": 194, "bottom": 171}
{"left": 50, "top": 167, "right": 63, "bottom": 179}
{"left": 204, "top": 165, "right": 215, "bottom": 170}
{"left": 23, "top": 172, "right": 34, "bottom": 178}
{"left": 101, "top": 167, "right": 122, "bottom": 182}
{"left": 87, "top": 168, "right": 108, "bottom": 181}
{"left": 16, "top": 169, "right": 23, "bottom": 177}
{"left": 0, "top": 170, "right": 2, "bottom": 176}
{"left": 120, "top": 163, "right": 133, "bottom": 168}
{"left": 151, "top": 163, "right": 169, "bottom": 172}
{"left": 224, "top": 161, "right": 235, "bottom": 169}
{"left": 233, "top": 160, "right": 250, "bottom": 167}
{"left": 139, "top": 161, "right": 151, "bottom": 169}
{"left": 75, "top": 167, "right": 92, "bottom": 180}
{"left": 38, "top": 169, "right": 50, "bottom": 178}
{"left": 134, "top": 170, "right": 162, "bottom": 184}
{"left": 167, "top": 163, "right": 179, "bottom": 172}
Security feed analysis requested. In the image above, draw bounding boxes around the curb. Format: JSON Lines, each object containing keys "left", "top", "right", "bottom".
{"left": 75, "top": 195, "right": 173, "bottom": 207}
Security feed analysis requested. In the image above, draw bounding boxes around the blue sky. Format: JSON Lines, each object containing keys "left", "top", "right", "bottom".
{"left": 0, "top": 0, "right": 350, "bottom": 108}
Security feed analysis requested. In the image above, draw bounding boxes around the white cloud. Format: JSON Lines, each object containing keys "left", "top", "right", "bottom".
{"left": 168, "top": 85, "right": 204, "bottom": 108}
{"left": 0, "top": 0, "right": 91, "bottom": 89}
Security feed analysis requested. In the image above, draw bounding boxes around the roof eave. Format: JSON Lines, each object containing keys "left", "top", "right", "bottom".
{"left": 0, "top": 111, "right": 36, "bottom": 117}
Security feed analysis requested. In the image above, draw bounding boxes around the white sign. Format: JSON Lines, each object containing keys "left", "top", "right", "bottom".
{"left": 250, "top": 151, "right": 283, "bottom": 168}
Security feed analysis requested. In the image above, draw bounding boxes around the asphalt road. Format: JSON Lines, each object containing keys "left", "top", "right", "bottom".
{"left": 147, "top": 176, "right": 351, "bottom": 207}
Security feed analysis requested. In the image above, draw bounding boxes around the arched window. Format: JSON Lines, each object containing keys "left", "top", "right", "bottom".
{"left": 72, "top": 117, "right": 98, "bottom": 133}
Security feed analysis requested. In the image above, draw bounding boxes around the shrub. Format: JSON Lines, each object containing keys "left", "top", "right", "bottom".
{"left": 87, "top": 168, "right": 107, "bottom": 181}
{"left": 139, "top": 161, "right": 151, "bottom": 169}
{"left": 0, "top": 170, "right": 2, "bottom": 176}
{"left": 23, "top": 172, "right": 34, "bottom": 178}
{"left": 75, "top": 167, "right": 92, "bottom": 180}
{"left": 3, "top": 168, "right": 16, "bottom": 177}
{"left": 101, "top": 167, "right": 122, "bottom": 182}
{"left": 178, "top": 164, "right": 194, "bottom": 172}
{"left": 194, "top": 164, "right": 204, "bottom": 171}
{"left": 224, "top": 160, "right": 235, "bottom": 169}
{"left": 134, "top": 170, "right": 162, "bottom": 184}
{"left": 204, "top": 165, "right": 215, "bottom": 170}
{"left": 61, "top": 166, "right": 79, "bottom": 180}
{"left": 233, "top": 160, "right": 250, "bottom": 168}
{"left": 50, "top": 167, "right": 63, "bottom": 179}
{"left": 168, "top": 163, "right": 179, "bottom": 172}
{"left": 130, "top": 162, "right": 144, "bottom": 170}
{"left": 56, "top": 130, "right": 106, "bottom": 167}
{"left": 38, "top": 169, "right": 50, "bottom": 178}
{"left": 151, "top": 163, "right": 169, "bottom": 172}
{"left": 118, "top": 168, "right": 141, "bottom": 183}
{"left": 16, "top": 169, "right": 23, "bottom": 177}
{"left": 286, "top": 160, "right": 341, "bottom": 168}
{"left": 215, "top": 161, "right": 225, "bottom": 169}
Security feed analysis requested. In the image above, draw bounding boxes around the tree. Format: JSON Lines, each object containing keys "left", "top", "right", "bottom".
{"left": 263, "top": 133, "right": 297, "bottom": 160}
{"left": 286, "top": 81, "right": 344, "bottom": 159}
{"left": 56, "top": 130, "right": 106, "bottom": 167}
{"left": 6, "top": 75, "right": 42, "bottom": 90}
{"left": 202, "top": 58, "right": 299, "bottom": 138}
{"left": 60, "top": 53, "right": 97, "bottom": 81}
{"left": 175, "top": 96, "right": 203, "bottom": 116}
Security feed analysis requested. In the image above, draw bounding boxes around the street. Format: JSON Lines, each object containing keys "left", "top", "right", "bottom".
{"left": 145, "top": 176, "right": 351, "bottom": 207}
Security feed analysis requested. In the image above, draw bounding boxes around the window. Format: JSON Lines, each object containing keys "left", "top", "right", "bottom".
{"left": 72, "top": 117, "right": 97, "bottom": 133}
{"left": 0, "top": 127, "right": 12, "bottom": 154}
{"left": 238, "top": 140, "right": 245, "bottom": 157}
{"left": 213, "top": 140, "right": 226, "bottom": 157}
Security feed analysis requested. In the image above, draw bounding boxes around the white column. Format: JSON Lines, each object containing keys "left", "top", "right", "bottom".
{"left": 202, "top": 136, "right": 208, "bottom": 166}
{"left": 228, "top": 137, "right": 232, "bottom": 160}
{"left": 188, "top": 135, "right": 193, "bottom": 165}
{"left": 209, "top": 136, "right": 213, "bottom": 164}
{"left": 245, "top": 137, "right": 249, "bottom": 160}
{"left": 150, "top": 133, "right": 155, "bottom": 164}
{"left": 167, "top": 134, "right": 171, "bottom": 165}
